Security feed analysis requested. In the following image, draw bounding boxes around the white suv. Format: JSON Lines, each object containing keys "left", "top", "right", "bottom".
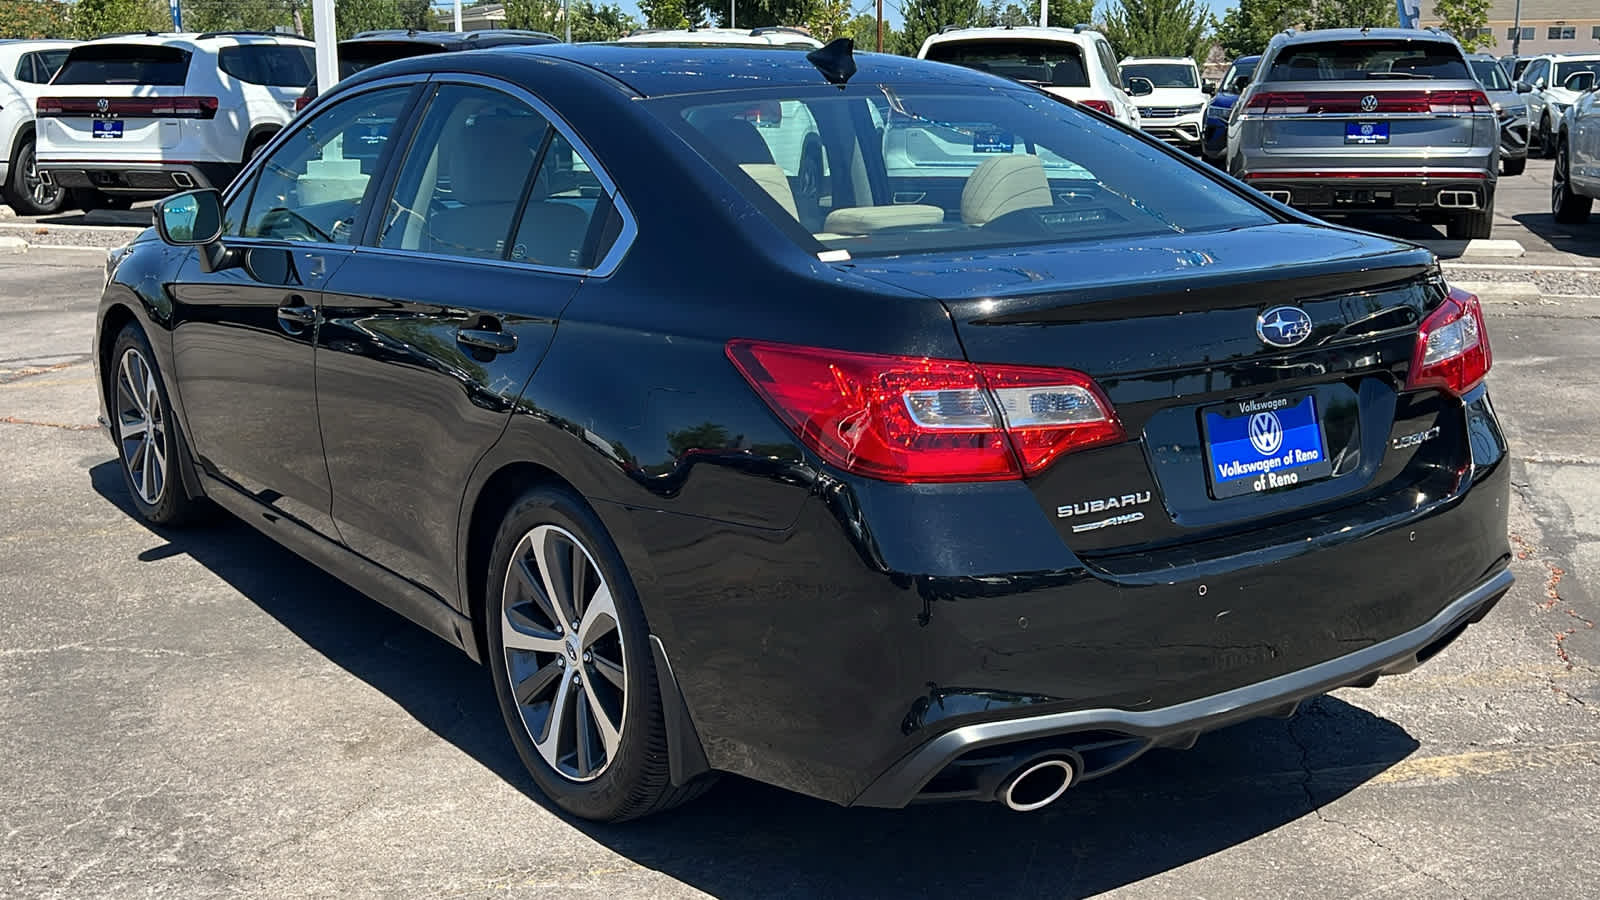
{"left": 35, "top": 32, "right": 314, "bottom": 209}
{"left": 1119, "top": 56, "right": 1205, "bottom": 151}
{"left": 1519, "top": 53, "right": 1600, "bottom": 157}
{"left": 0, "top": 39, "right": 75, "bottom": 215}
{"left": 917, "top": 26, "right": 1146, "bottom": 128}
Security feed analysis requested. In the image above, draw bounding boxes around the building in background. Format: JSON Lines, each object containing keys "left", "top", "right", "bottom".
{"left": 1420, "top": 1, "right": 1600, "bottom": 57}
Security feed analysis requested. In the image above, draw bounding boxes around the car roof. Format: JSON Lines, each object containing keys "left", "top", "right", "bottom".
{"left": 923, "top": 26, "right": 1103, "bottom": 44}
{"left": 1121, "top": 57, "right": 1195, "bottom": 64}
{"left": 503, "top": 43, "right": 1004, "bottom": 97}
{"left": 342, "top": 29, "right": 558, "bottom": 48}
{"left": 618, "top": 27, "right": 821, "bottom": 47}
{"left": 1276, "top": 27, "right": 1459, "bottom": 44}
{"left": 72, "top": 32, "right": 311, "bottom": 50}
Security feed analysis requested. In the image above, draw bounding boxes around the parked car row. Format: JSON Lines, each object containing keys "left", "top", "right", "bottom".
{"left": 0, "top": 38, "right": 74, "bottom": 214}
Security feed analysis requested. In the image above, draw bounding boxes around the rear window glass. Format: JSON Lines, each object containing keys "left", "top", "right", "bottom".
{"left": 1121, "top": 62, "right": 1197, "bottom": 88}
{"left": 1553, "top": 59, "right": 1600, "bottom": 85}
{"left": 923, "top": 41, "right": 1090, "bottom": 88}
{"left": 54, "top": 44, "right": 192, "bottom": 86}
{"left": 1265, "top": 40, "right": 1470, "bottom": 81}
{"left": 219, "top": 44, "right": 316, "bottom": 87}
{"left": 338, "top": 42, "right": 442, "bottom": 79}
{"left": 664, "top": 85, "right": 1275, "bottom": 258}
{"left": 1469, "top": 58, "right": 1511, "bottom": 90}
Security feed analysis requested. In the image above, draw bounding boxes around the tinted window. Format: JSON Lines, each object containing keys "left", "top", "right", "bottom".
{"left": 15, "top": 49, "right": 69, "bottom": 83}
{"left": 54, "top": 44, "right": 191, "bottom": 86}
{"left": 509, "top": 131, "right": 607, "bottom": 268}
{"left": 1265, "top": 40, "right": 1470, "bottom": 81}
{"left": 377, "top": 84, "right": 551, "bottom": 260}
{"left": 218, "top": 44, "right": 316, "bottom": 87}
{"left": 338, "top": 42, "right": 442, "bottom": 79}
{"left": 1552, "top": 60, "right": 1600, "bottom": 85}
{"left": 1469, "top": 58, "right": 1511, "bottom": 90}
{"left": 235, "top": 87, "right": 410, "bottom": 243}
{"left": 1121, "top": 63, "right": 1197, "bottom": 88}
{"left": 923, "top": 41, "right": 1090, "bottom": 87}
{"left": 670, "top": 86, "right": 1275, "bottom": 258}
{"left": 1222, "top": 59, "right": 1257, "bottom": 93}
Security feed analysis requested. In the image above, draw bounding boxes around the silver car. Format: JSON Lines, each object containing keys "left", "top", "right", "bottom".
{"left": 1227, "top": 28, "right": 1498, "bottom": 239}
{"left": 1468, "top": 54, "right": 1529, "bottom": 176}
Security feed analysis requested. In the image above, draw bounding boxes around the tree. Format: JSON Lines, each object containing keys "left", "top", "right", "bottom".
{"left": 639, "top": 0, "right": 691, "bottom": 29}
{"left": 180, "top": 0, "right": 303, "bottom": 34}
{"left": 847, "top": 12, "right": 903, "bottom": 54}
{"left": 0, "top": 0, "right": 73, "bottom": 38}
{"left": 71, "top": 0, "right": 167, "bottom": 38}
{"left": 504, "top": 0, "right": 561, "bottom": 33}
{"left": 804, "top": 0, "right": 850, "bottom": 40}
{"left": 1212, "top": 0, "right": 1303, "bottom": 60}
{"left": 1307, "top": 0, "right": 1395, "bottom": 29}
{"left": 1433, "top": 0, "right": 1493, "bottom": 51}
{"left": 567, "top": 1, "right": 638, "bottom": 40}
{"left": 981, "top": 0, "right": 1030, "bottom": 27}
{"left": 901, "top": 0, "right": 984, "bottom": 58}
{"left": 1048, "top": 0, "right": 1094, "bottom": 27}
{"left": 1100, "top": 0, "right": 1210, "bottom": 60}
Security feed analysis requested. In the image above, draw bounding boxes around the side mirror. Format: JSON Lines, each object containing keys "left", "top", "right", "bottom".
{"left": 1515, "top": 80, "right": 1533, "bottom": 93}
{"left": 154, "top": 188, "right": 222, "bottom": 246}
{"left": 1536, "top": 77, "right": 1547, "bottom": 90}
{"left": 1231, "top": 76, "right": 1251, "bottom": 93}
{"left": 1202, "top": 80, "right": 1217, "bottom": 95}
{"left": 1564, "top": 71, "right": 1596, "bottom": 93}
{"left": 1126, "top": 76, "right": 1155, "bottom": 97}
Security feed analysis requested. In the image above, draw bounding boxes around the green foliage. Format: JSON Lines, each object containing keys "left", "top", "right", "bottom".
{"left": 1433, "top": 0, "right": 1493, "bottom": 51}
{"left": 333, "top": 0, "right": 432, "bottom": 36}
{"left": 180, "top": 0, "right": 304, "bottom": 34}
{"left": 983, "top": 0, "right": 1030, "bottom": 27}
{"left": 0, "top": 0, "right": 73, "bottom": 38}
{"left": 803, "top": 0, "right": 850, "bottom": 40}
{"left": 1211, "top": 0, "right": 1302, "bottom": 60}
{"left": 504, "top": 0, "right": 561, "bottom": 33}
{"left": 567, "top": 1, "right": 639, "bottom": 41}
{"left": 847, "top": 12, "right": 902, "bottom": 54}
{"left": 1307, "top": 0, "right": 1395, "bottom": 29}
{"left": 1100, "top": 0, "right": 1210, "bottom": 60}
{"left": 71, "top": 0, "right": 168, "bottom": 38}
{"left": 1048, "top": 0, "right": 1094, "bottom": 27}
{"left": 901, "top": 0, "right": 984, "bottom": 57}
{"left": 639, "top": 0, "right": 691, "bottom": 29}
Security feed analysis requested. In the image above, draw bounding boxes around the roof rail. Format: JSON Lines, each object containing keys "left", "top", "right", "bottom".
{"left": 939, "top": 24, "right": 965, "bottom": 34}
{"left": 96, "top": 31, "right": 165, "bottom": 39}
{"left": 196, "top": 30, "right": 304, "bottom": 40}
{"left": 750, "top": 26, "right": 813, "bottom": 36}
{"left": 1072, "top": 23, "right": 1092, "bottom": 32}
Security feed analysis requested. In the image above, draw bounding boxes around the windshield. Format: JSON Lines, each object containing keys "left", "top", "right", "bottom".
{"left": 1121, "top": 63, "right": 1197, "bottom": 88}
{"left": 1553, "top": 60, "right": 1600, "bottom": 86}
{"left": 1265, "top": 40, "right": 1471, "bottom": 81}
{"left": 922, "top": 41, "right": 1089, "bottom": 88}
{"left": 1469, "top": 58, "right": 1511, "bottom": 90}
{"left": 662, "top": 85, "right": 1275, "bottom": 259}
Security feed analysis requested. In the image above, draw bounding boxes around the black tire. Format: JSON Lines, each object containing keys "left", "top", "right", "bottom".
{"left": 1502, "top": 157, "right": 1526, "bottom": 177}
{"left": 1553, "top": 140, "right": 1593, "bottom": 224}
{"left": 485, "top": 485, "right": 712, "bottom": 821}
{"left": 3, "top": 135, "right": 68, "bottom": 216}
{"left": 1446, "top": 189, "right": 1495, "bottom": 240}
{"left": 1540, "top": 115, "right": 1557, "bottom": 158}
{"left": 108, "top": 323, "right": 201, "bottom": 526}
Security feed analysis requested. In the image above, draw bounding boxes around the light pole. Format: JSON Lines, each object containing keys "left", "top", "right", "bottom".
{"left": 876, "top": 0, "right": 882, "bottom": 51}
{"left": 731, "top": 0, "right": 736, "bottom": 29}
{"left": 1512, "top": 0, "right": 1523, "bottom": 55}
{"left": 312, "top": 0, "right": 338, "bottom": 95}
{"left": 454, "top": 0, "right": 462, "bottom": 31}
{"left": 565, "top": 0, "right": 571, "bottom": 42}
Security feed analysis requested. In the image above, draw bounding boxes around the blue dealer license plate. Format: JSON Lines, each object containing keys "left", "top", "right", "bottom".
{"left": 1202, "top": 394, "right": 1334, "bottom": 499}
{"left": 1345, "top": 121, "right": 1388, "bottom": 144}
{"left": 92, "top": 120, "right": 123, "bottom": 139}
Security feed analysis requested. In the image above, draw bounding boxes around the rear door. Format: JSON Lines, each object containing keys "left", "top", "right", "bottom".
{"left": 1245, "top": 39, "right": 1493, "bottom": 168}
{"left": 168, "top": 83, "right": 417, "bottom": 539}
{"left": 35, "top": 43, "right": 203, "bottom": 166}
{"left": 317, "top": 79, "right": 620, "bottom": 601}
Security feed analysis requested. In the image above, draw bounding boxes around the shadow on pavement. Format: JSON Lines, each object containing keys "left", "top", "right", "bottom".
{"left": 1511, "top": 212, "right": 1600, "bottom": 259}
{"left": 93, "top": 461, "right": 1422, "bottom": 898}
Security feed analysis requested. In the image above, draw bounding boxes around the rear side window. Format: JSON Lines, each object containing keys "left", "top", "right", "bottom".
{"left": 1469, "top": 58, "right": 1511, "bottom": 90}
{"left": 1266, "top": 40, "right": 1471, "bottom": 81}
{"left": 15, "top": 49, "right": 69, "bottom": 84}
{"left": 219, "top": 45, "right": 316, "bottom": 87}
{"left": 923, "top": 41, "right": 1090, "bottom": 88}
{"left": 338, "top": 42, "right": 441, "bottom": 79}
{"left": 53, "top": 44, "right": 192, "bottom": 86}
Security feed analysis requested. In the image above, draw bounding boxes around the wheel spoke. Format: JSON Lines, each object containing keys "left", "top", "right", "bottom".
{"left": 580, "top": 669, "right": 622, "bottom": 759}
{"left": 500, "top": 606, "right": 564, "bottom": 654}
{"left": 120, "top": 417, "right": 148, "bottom": 441}
{"left": 120, "top": 354, "right": 145, "bottom": 416}
{"left": 140, "top": 437, "right": 156, "bottom": 499}
{"left": 510, "top": 556, "right": 561, "bottom": 628}
{"left": 532, "top": 530, "right": 579, "bottom": 629}
{"left": 570, "top": 541, "right": 590, "bottom": 622}
{"left": 513, "top": 659, "right": 563, "bottom": 706}
{"left": 535, "top": 669, "right": 574, "bottom": 761}
{"left": 574, "top": 689, "right": 596, "bottom": 776}
{"left": 590, "top": 652, "right": 625, "bottom": 690}
{"left": 579, "top": 583, "right": 618, "bottom": 647}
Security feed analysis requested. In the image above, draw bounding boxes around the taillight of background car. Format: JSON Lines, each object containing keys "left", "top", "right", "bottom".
{"left": 726, "top": 340, "right": 1124, "bottom": 482}
{"left": 1077, "top": 99, "right": 1114, "bottom": 115}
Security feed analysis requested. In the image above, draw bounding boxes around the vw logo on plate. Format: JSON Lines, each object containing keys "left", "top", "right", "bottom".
{"left": 1256, "top": 306, "right": 1314, "bottom": 348}
{"left": 1360, "top": 94, "right": 1379, "bottom": 112}
{"left": 1249, "top": 412, "right": 1284, "bottom": 456}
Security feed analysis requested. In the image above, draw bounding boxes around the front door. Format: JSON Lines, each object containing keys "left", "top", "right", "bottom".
{"left": 168, "top": 83, "right": 417, "bottom": 537}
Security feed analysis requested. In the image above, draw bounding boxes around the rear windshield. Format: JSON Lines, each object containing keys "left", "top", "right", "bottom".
{"left": 1121, "top": 62, "right": 1197, "bottom": 88}
{"left": 338, "top": 42, "right": 444, "bottom": 79}
{"left": 54, "top": 44, "right": 191, "bottom": 86}
{"left": 219, "top": 44, "right": 315, "bottom": 87}
{"left": 1265, "top": 40, "right": 1471, "bottom": 81}
{"left": 923, "top": 41, "right": 1090, "bottom": 88}
{"left": 1469, "top": 58, "right": 1511, "bottom": 90}
{"left": 662, "top": 85, "right": 1275, "bottom": 258}
{"left": 1553, "top": 59, "right": 1600, "bottom": 85}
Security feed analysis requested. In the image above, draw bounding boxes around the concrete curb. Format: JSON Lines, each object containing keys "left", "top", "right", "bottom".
{"left": 1461, "top": 239, "right": 1526, "bottom": 259}
{"left": 0, "top": 236, "right": 27, "bottom": 254}
{"left": 1448, "top": 280, "right": 1543, "bottom": 304}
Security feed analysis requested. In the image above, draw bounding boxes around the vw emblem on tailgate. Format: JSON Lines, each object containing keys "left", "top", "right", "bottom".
{"left": 1360, "top": 94, "right": 1379, "bottom": 112}
{"left": 1256, "top": 306, "right": 1314, "bottom": 348}
{"left": 96, "top": 98, "right": 109, "bottom": 112}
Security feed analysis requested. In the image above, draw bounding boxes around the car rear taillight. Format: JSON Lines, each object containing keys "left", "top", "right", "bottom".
{"left": 1407, "top": 286, "right": 1491, "bottom": 396}
{"left": 726, "top": 341, "right": 1124, "bottom": 482}
{"left": 35, "top": 96, "right": 218, "bottom": 118}
{"left": 294, "top": 96, "right": 311, "bottom": 113}
{"left": 1078, "top": 99, "right": 1114, "bottom": 115}
{"left": 1243, "top": 90, "right": 1491, "bottom": 115}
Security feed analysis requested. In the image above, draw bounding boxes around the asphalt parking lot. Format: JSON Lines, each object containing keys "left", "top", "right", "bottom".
{"left": 2, "top": 170, "right": 1599, "bottom": 898}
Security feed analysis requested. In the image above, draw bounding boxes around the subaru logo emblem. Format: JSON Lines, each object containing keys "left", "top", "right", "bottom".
{"left": 1249, "top": 412, "right": 1284, "bottom": 456}
{"left": 96, "top": 98, "right": 109, "bottom": 113}
{"left": 1256, "top": 306, "right": 1314, "bottom": 348}
{"left": 1360, "top": 94, "right": 1379, "bottom": 112}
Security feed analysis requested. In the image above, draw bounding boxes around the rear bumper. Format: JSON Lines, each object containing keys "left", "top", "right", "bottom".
{"left": 37, "top": 160, "right": 239, "bottom": 195}
{"left": 1241, "top": 170, "right": 1495, "bottom": 211}
{"left": 853, "top": 566, "right": 1512, "bottom": 807}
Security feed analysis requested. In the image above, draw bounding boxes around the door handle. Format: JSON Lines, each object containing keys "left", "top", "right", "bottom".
{"left": 277, "top": 300, "right": 317, "bottom": 325}
{"left": 457, "top": 327, "right": 517, "bottom": 355}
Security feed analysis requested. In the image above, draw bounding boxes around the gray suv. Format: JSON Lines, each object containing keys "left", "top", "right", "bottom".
{"left": 1227, "top": 28, "right": 1498, "bottom": 239}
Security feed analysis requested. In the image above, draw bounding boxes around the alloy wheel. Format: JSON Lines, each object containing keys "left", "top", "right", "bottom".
{"left": 500, "top": 524, "right": 627, "bottom": 783}
{"left": 20, "top": 143, "right": 62, "bottom": 211}
{"left": 114, "top": 348, "right": 166, "bottom": 505}
{"left": 1555, "top": 144, "right": 1570, "bottom": 213}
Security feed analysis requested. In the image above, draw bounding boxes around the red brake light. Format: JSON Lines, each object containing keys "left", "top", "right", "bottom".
{"left": 1244, "top": 90, "right": 1491, "bottom": 115}
{"left": 34, "top": 96, "right": 217, "bottom": 119}
{"left": 295, "top": 96, "right": 310, "bottom": 112}
{"left": 1078, "top": 99, "right": 1114, "bottom": 115}
{"left": 1407, "top": 286, "right": 1491, "bottom": 396}
{"left": 725, "top": 341, "right": 1124, "bottom": 482}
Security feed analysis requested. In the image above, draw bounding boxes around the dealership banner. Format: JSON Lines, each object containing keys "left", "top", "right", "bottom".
{"left": 1396, "top": 0, "right": 1420, "bottom": 28}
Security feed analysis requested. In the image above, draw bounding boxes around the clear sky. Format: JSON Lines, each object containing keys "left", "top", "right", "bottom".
{"left": 434, "top": 0, "right": 1241, "bottom": 34}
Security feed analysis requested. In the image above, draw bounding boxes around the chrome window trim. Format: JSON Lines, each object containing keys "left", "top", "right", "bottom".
{"left": 369, "top": 72, "right": 637, "bottom": 279}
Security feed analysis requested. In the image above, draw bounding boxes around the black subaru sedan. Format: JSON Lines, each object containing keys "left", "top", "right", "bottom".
{"left": 94, "top": 42, "right": 1512, "bottom": 821}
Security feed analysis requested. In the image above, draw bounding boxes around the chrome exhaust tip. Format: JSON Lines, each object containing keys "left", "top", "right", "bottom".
{"left": 171, "top": 172, "right": 196, "bottom": 189}
{"left": 998, "top": 757, "right": 1078, "bottom": 812}
{"left": 1264, "top": 189, "right": 1292, "bottom": 204}
{"left": 1438, "top": 190, "right": 1479, "bottom": 209}
{"left": 37, "top": 170, "right": 55, "bottom": 187}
